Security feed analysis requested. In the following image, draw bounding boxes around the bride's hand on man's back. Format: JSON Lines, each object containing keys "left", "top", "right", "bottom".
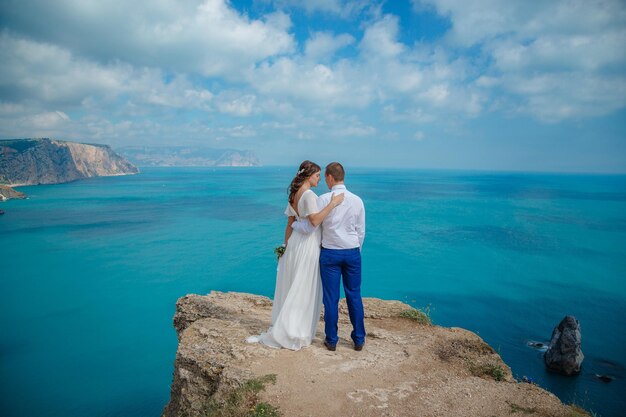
{"left": 331, "top": 192, "right": 345, "bottom": 208}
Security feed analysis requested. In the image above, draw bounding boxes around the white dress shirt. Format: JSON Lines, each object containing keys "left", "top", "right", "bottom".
{"left": 292, "top": 184, "right": 365, "bottom": 249}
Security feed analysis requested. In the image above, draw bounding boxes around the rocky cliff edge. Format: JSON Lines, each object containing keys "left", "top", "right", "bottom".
{"left": 0, "top": 138, "right": 139, "bottom": 188}
{"left": 162, "top": 291, "right": 588, "bottom": 417}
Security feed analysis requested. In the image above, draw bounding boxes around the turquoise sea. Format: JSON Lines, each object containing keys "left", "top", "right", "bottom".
{"left": 1, "top": 167, "right": 625, "bottom": 417}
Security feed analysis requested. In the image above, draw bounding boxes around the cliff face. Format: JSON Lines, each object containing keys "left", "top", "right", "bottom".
{"left": 163, "top": 292, "right": 584, "bottom": 417}
{"left": 0, "top": 138, "right": 139, "bottom": 187}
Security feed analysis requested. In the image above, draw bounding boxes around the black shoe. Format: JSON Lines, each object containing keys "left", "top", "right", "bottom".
{"left": 324, "top": 340, "right": 336, "bottom": 351}
{"left": 354, "top": 343, "right": 364, "bottom": 351}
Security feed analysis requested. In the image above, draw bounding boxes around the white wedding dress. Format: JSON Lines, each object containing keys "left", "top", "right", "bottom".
{"left": 247, "top": 189, "right": 323, "bottom": 350}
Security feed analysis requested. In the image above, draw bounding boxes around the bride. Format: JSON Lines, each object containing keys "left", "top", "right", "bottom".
{"left": 248, "top": 160, "right": 344, "bottom": 350}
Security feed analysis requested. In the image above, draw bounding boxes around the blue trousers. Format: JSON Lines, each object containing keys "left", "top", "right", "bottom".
{"left": 320, "top": 247, "right": 365, "bottom": 346}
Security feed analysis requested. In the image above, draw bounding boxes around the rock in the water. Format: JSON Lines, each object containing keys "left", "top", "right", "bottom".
{"left": 544, "top": 316, "right": 584, "bottom": 375}
{"left": 595, "top": 374, "right": 615, "bottom": 383}
{"left": 527, "top": 340, "right": 548, "bottom": 350}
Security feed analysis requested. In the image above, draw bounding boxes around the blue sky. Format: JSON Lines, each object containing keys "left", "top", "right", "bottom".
{"left": 0, "top": 0, "right": 625, "bottom": 172}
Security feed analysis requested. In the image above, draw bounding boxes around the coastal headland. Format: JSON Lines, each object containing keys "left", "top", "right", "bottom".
{"left": 0, "top": 184, "right": 26, "bottom": 202}
{"left": 162, "top": 291, "right": 589, "bottom": 417}
{"left": 0, "top": 138, "right": 139, "bottom": 200}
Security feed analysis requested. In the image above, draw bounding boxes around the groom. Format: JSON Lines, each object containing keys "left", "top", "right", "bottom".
{"left": 293, "top": 162, "right": 366, "bottom": 351}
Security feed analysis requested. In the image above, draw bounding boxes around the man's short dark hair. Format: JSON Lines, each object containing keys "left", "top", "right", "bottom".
{"left": 325, "top": 162, "right": 345, "bottom": 181}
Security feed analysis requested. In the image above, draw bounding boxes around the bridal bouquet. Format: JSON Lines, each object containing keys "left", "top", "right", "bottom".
{"left": 274, "top": 244, "right": 286, "bottom": 260}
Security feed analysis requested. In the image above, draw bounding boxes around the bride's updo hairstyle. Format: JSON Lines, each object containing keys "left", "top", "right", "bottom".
{"left": 288, "top": 160, "right": 321, "bottom": 205}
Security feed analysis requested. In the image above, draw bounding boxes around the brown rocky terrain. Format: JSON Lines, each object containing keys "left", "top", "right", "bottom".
{"left": 0, "top": 184, "right": 26, "bottom": 201}
{"left": 162, "top": 291, "right": 589, "bottom": 417}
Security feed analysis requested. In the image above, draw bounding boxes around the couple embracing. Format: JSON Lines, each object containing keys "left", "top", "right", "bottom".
{"left": 248, "top": 161, "right": 366, "bottom": 352}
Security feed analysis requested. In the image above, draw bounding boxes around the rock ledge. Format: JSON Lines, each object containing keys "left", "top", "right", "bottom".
{"left": 162, "top": 291, "right": 586, "bottom": 417}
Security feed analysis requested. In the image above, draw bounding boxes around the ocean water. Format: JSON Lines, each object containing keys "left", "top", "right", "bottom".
{"left": 1, "top": 167, "right": 625, "bottom": 417}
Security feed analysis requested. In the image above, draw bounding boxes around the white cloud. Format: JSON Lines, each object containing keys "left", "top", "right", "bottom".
{"left": 359, "top": 15, "right": 405, "bottom": 59}
{"left": 383, "top": 104, "right": 434, "bottom": 124}
{"left": 0, "top": 103, "right": 26, "bottom": 116}
{"left": 504, "top": 72, "right": 626, "bottom": 122}
{"left": 489, "top": 33, "right": 626, "bottom": 73}
{"left": 250, "top": 57, "right": 371, "bottom": 107}
{"left": 0, "top": 0, "right": 624, "bottom": 154}
{"left": 416, "top": 0, "right": 626, "bottom": 120}
{"left": 0, "top": 110, "right": 73, "bottom": 139}
{"left": 0, "top": 0, "right": 295, "bottom": 78}
{"left": 231, "top": 13, "right": 484, "bottom": 129}
{"left": 333, "top": 125, "right": 376, "bottom": 137}
{"left": 0, "top": 33, "right": 131, "bottom": 105}
{"left": 263, "top": 10, "right": 293, "bottom": 32}
{"left": 296, "top": 131, "right": 314, "bottom": 140}
{"left": 220, "top": 125, "right": 257, "bottom": 138}
{"left": 419, "top": 85, "right": 449, "bottom": 105}
{"left": 353, "top": 16, "right": 483, "bottom": 117}
{"left": 31, "top": 111, "right": 70, "bottom": 128}
{"left": 305, "top": 32, "right": 355, "bottom": 61}
{"left": 261, "top": 121, "right": 296, "bottom": 130}
{"left": 128, "top": 69, "right": 214, "bottom": 109}
{"left": 216, "top": 93, "right": 257, "bottom": 116}
{"left": 417, "top": 0, "right": 626, "bottom": 47}
{"left": 256, "top": 99, "right": 299, "bottom": 118}
{"left": 0, "top": 33, "right": 217, "bottom": 114}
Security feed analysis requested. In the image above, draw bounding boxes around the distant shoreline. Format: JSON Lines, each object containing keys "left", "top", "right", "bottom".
{"left": 133, "top": 165, "right": 626, "bottom": 176}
